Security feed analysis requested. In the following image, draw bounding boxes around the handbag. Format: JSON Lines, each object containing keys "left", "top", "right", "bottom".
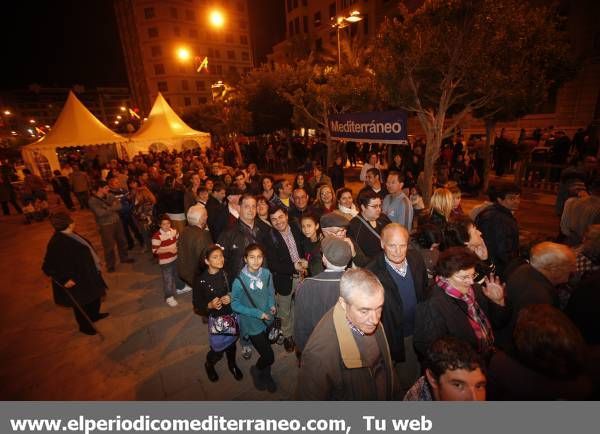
{"left": 208, "top": 313, "right": 239, "bottom": 336}
{"left": 235, "top": 276, "right": 281, "bottom": 344}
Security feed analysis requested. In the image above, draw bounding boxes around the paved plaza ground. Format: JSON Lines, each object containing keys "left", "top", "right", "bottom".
{"left": 0, "top": 170, "right": 560, "bottom": 400}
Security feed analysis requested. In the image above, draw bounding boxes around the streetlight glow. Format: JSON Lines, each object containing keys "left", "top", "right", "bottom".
{"left": 332, "top": 11, "right": 363, "bottom": 68}
{"left": 176, "top": 46, "right": 192, "bottom": 61}
{"left": 29, "top": 119, "right": 36, "bottom": 124}
{"left": 3, "top": 110, "right": 11, "bottom": 115}
{"left": 345, "top": 10, "right": 362, "bottom": 23}
{"left": 208, "top": 9, "right": 225, "bottom": 28}
{"left": 120, "top": 106, "right": 127, "bottom": 112}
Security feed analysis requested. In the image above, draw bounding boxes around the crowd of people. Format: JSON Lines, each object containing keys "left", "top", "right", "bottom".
{"left": 26, "top": 126, "right": 600, "bottom": 401}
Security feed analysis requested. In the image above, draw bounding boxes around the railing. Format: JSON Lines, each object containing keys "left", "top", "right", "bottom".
{"left": 519, "top": 161, "right": 568, "bottom": 192}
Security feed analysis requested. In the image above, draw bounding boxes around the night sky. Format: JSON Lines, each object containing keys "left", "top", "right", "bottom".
{"left": 1, "top": 0, "right": 285, "bottom": 91}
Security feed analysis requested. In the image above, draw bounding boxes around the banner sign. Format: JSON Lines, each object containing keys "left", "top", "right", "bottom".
{"left": 328, "top": 110, "right": 408, "bottom": 144}
{"left": 3, "top": 402, "right": 599, "bottom": 434}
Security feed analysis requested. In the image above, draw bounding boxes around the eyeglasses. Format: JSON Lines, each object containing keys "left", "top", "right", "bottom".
{"left": 455, "top": 273, "right": 477, "bottom": 281}
{"left": 367, "top": 204, "right": 382, "bottom": 209}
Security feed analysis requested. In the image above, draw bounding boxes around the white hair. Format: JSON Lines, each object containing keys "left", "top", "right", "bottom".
{"left": 186, "top": 204, "right": 207, "bottom": 226}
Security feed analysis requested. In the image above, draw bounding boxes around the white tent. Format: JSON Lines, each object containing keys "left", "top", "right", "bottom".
{"left": 125, "top": 92, "right": 211, "bottom": 156}
{"left": 21, "top": 91, "right": 127, "bottom": 176}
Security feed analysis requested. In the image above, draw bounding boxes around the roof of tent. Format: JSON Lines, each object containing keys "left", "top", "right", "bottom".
{"left": 130, "top": 92, "right": 209, "bottom": 142}
{"left": 22, "top": 91, "right": 127, "bottom": 151}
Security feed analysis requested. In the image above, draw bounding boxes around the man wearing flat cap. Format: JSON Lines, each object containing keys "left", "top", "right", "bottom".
{"left": 42, "top": 212, "right": 109, "bottom": 335}
{"left": 294, "top": 236, "right": 352, "bottom": 354}
{"left": 320, "top": 211, "right": 369, "bottom": 267}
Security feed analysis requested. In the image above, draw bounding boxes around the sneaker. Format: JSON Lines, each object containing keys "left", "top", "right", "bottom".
{"left": 165, "top": 296, "right": 178, "bottom": 307}
{"left": 241, "top": 345, "right": 253, "bottom": 360}
{"left": 269, "top": 327, "right": 281, "bottom": 343}
{"left": 176, "top": 284, "right": 192, "bottom": 295}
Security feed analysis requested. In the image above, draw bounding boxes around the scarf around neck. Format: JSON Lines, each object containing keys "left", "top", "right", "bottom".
{"left": 435, "top": 275, "right": 494, "bottom": 353}
{"left": 241, "top": 265, "right": 265, "bottom": 290}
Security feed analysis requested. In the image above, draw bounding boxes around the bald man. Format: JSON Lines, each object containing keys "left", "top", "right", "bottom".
{"left": 367, "top": 223, "right": 428, "bottom": 396}
{"left": 178, "top": 205, "right": 212, "bottom": 294}
{"left": 497, "top": 241, "right": 576, "bottom": 350}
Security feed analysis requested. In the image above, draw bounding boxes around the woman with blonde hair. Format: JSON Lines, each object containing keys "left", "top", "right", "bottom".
{"left": 428, "top": 187, "right": 454, "bottom": 227}
{"left": 312, "top": 183, "right": 336, "bottom": 218}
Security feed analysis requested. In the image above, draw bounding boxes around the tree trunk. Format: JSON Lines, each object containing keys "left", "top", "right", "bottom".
{"left": 324, "top": 118, "right": 335, "bottom": 169}
{"left": 482, "top": 119, "right": 496, "bottom": 193}
{"left": 417, "top": 113, "right": 444, "bottom": 207}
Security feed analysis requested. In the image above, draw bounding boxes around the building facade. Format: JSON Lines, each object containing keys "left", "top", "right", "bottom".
{"left": 270, "top": 0, "right": 411, "bottom": 63}
{"left": 271, "top": 0, "right": 599, "bottom": 141}
{"left": 113, "top": 0, "right": 254, "bottom": 114}
{"left": 0, "top": 86, "right": 131, "bottom": 140}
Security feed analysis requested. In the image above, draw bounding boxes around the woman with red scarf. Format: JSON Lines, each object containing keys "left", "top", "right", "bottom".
{"left": 414, "top": 247, "right": 510, "bottom": 361}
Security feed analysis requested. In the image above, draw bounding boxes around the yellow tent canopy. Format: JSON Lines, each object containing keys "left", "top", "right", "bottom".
{"left": 21, "top": 91, "right": 127, "bottom": 176}
{"left": 125, "top": 92, "right": 211, "bottom": 156}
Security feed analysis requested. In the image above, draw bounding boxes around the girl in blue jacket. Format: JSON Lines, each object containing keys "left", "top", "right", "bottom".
{"left": 232, "top": 243, "right": 277, "bottom": 392}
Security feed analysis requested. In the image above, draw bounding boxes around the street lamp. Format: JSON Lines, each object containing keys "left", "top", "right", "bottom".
{"left": 208, "top": 9, "right": 225, "bottom": 28}
{"left": 176, "top": 46, "right": 192, "bottom": 61}
{"left": 331, "top": 10, "right": 363, "bottom": 69}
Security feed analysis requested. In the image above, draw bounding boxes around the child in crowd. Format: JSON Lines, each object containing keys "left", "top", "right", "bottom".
{"left": 231, "top": 243, "right": 277, "bottom": 393}
{"left": 410, "top": 186, "right": 426, "bottom": 219}
{"left": 300, "top": 214, "right": 323, "bottom": 277}
{"left": 151, "top": 215, "right": 180, "bottom": 307}
{"left": 193, "top": 245, "right": 243, "bottom": 383}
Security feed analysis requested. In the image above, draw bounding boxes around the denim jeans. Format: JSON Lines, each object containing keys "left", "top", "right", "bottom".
{"left": 160, "top": 261, "right": 177, "bottom": 298}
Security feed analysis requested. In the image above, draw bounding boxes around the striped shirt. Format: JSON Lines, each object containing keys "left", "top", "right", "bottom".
{"left": 152, "top": 228, "right": 179, "bottom": 265}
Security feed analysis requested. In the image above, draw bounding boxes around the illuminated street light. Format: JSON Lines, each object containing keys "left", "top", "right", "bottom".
{"left": 176, "top": 46, "right": 192, "bottom": 61}
{"left": 114, "top": 120, "right": 119, "bottom": 125}
{"left": 3, "top": 110, "right": 11, "bottom": 115}
{"left": 29, "top": 119, "right": 36, "bottom": 124}
{"left": 208, "top": 9, "right": 225, "bottom": 28}
{"left": 120, "top": 106, "right": 127, "bottom": 112}
{"left": 332, "top": 10, "right": 363, "bottom": 69}
{"left": 345, "top": 10, "right": 362, "bottom": 23}
{"left": 116, "top": 115, "right": 122, "bottom": 120}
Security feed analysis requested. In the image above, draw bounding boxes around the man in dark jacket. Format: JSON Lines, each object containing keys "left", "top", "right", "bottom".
{"left": 496, "top": 241, "right": 576, "bottom": 351}
{"left": 261, "top": 206, "right": 306, "bottom": 352}
{"left": 294, "top": 237, "right": 352, "bottom": 353}
{"left": 217, "top": 194, "right": 268, "bottom": 284}
{"left": 206, "top": 182, "right": 227, "bottom": 241}
{"left": 367, "top": 223, "right": 428, "bottom": 396}
{"left": 296, "top": 268, "right": 397, "bottom": 400}
{"left": 178, "top": 205, "right": 212, "bottom": 293}
{"left": 475, "top": 184, "right": 521, "bottom": 279}
{"left": 42, "top": 212, "right": 108, "bottom": 335}
{"left": 358, "top": 168, "right": 388, "bottom": 200}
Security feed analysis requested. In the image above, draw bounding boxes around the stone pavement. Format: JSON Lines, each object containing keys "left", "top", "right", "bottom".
{"left": 0, "top": 172, "right": 559, "bottom": 400}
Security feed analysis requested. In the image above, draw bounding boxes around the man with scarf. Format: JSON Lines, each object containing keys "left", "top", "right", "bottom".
{"left": 42, "top": 212, "right": 109, "bottom": 335}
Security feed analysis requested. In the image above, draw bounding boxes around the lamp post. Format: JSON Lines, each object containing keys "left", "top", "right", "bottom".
{"left": 332, "top": 10, "right": 363, "bottom": 70}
